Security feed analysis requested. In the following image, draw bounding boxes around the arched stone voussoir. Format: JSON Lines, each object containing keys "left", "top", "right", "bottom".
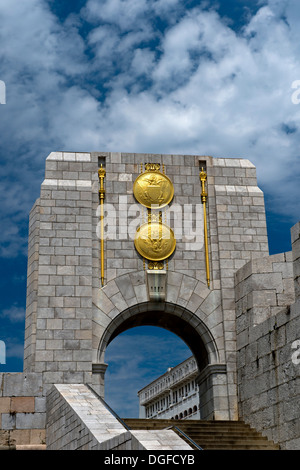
{"left": 96, "top": 271, "right": 148, "bottom": 315}
{"left": 98, "top": 271, "right": 212, "bottom": 318}
{"left": 165, "top": 272, "right": 211, "bottom": 310}
{"left": 94, "top": 288, "right": 116, "bottom": 315}
{"left": 194, "top": 289, "right": 222, "bottom": 318}
{"left": 94, "top": 270, "right": 224, "bottom": 369}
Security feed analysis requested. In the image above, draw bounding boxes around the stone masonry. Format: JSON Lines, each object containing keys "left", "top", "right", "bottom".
{"left": 46, "top": 383, "right": 192, "bottom": 450}
{"left": 0, "top": 151, "right": 299, "bottom": 449}
{"left": 236, "top": 222, "right": 300, "bottom": 449}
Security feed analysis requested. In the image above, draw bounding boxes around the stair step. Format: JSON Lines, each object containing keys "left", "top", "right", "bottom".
{"left": 183, "top": 433, "right": 269, "bottom": 440}
{"left": 123, "top": 419, "right": 280, "bottom": 450}
{"left": 200, "top": 444, "right": 279, "bottom": 450}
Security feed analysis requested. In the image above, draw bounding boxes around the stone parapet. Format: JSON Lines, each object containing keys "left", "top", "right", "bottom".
{"left": 0, "top": 373, "right": 46, "bottom": 447}
{"left": 291, "top": 222, "right": 300, "bottom": 300}
{"left": 235, "top": 251, "right": 294, "bottom": 328}
{"left": 236, "top": 222, "right": 300, "bottom": 449}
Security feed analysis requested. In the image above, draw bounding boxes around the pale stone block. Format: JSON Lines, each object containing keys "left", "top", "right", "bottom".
{"left": 46, "top": 339, "right": 63, "bottom": 350}
{"left": 240, "top": 159, "right": 255, "bottom": 168}
{"left": 134, "top": 284, "right": 147, "bottom": 303}
{"left": 252, "top": 272, "right": 283, "bottom": 293}
{"left": 57, "top": 179, "right": 76, "bottom": 189}
{"left": 118, "top": 173, "right": 132, "bottom": 181}
{"left": 200, "top": 290, "right": 221, "bottom": 315}
{"left": 16, "top": 412, "right": 46, "bottom": 429}
{"left": 3, "top": 373, "right": 43, "bottom": 397}
{"left": 213, "top": 158, "right": 226, "bottom": 167}
{"left": 76, "top": 180, "right": 92, "bottom": 189}
{"left": 46, "top": 319, "right": 63, "bottom": 329}
{"left": 35, "top": 350, "right": 54, "bottom": 361}
{"left": 63, "top": 152, "right": 76, "bottom": 161}
{"left": 47, "top": 152, "right": 63, "bottom": 161}
{"left": 186, "top": 292, "right": 203, "bottom": 312}
{"left": 179, "top": 275, "right": 197, "bottom": 301}
{"left": 291, "top": 222, "right": 300, "bottom": 244}
{"left": 76, "top": 153, "right": 91, "bottom": 162}
{"left": 1, "top": 413, "right": 16, "bottom": 429}
{"left": 165, "top": 284, "right": 179, "bottom": 304}
{"left": 34, "top": 397, "right": 46, "bottom": 413}
{"left": 107, "top": 290, "right": 127, "bottom": 312}
{"left": 115, "top": 275, "right": 135, "bottom": 300}
{"left": 249, "top": 290, "right": 277, "bottom": 307}
{"left": 224, "top": 158, "right": 242, "bottom": 167}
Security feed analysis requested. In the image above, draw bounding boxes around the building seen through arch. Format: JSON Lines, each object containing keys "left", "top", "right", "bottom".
{"left": 138, "top": 355, "right": 200, "bottom": 420}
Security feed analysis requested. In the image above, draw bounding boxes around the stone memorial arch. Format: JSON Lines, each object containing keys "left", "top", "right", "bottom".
{"left": 23, "top": 151, "right": 269, "bottom": 422}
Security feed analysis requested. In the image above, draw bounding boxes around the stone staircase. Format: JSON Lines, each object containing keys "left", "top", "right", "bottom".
{"left": 123, "top": 419, "right": 280, "bottom": 450}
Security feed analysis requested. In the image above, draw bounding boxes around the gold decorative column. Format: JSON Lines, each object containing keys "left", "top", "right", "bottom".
{"left": 200, "top": 167, "right": 210, "bottom": 288}
{"left": 98, "top": 164, "right": 106, "bottom": 286}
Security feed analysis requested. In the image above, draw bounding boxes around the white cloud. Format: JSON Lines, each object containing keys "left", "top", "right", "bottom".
{"left": 83, "top": 0, "right": 150, "bottom": 31}
{"left": 93, "top": 1, "right": 300, "bottom": 216}
{"left": 0, "top": 0, "right": 299, "bottom": 258}
{"left": 1, "top": 305, "right": 26, "bottom": 323}
{"left": 131, "top": 48, "right": 156, "bottom": 77}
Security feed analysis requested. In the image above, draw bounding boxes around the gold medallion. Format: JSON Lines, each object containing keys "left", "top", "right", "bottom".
{"left": 133, "top": 167, "right": 174, "bottom": 209}
{"left": 134, "top": 222, "right": 176, "bottom": 261}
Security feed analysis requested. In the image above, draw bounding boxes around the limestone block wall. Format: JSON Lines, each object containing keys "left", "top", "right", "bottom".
{"left": 23, "top": 152, "right": 97, "bottom": 391}
{"left": 293, "top": 222, "right": 300, "bottom": 299}
{"left": 236, "top": 223, "right": 300, "bottom": 449}
{"left": 235, "top": 251, "right": 295, "bottom": 329}
{"left": 211, "top": 160, "right": 269, "bottom": 417}
{"left": 0, "top": 373, "right": 46, "bottom": 446}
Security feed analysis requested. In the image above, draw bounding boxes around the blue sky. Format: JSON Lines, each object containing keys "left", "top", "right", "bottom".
{"left": 0, "top": 0, "right": 299, "bottom": 417}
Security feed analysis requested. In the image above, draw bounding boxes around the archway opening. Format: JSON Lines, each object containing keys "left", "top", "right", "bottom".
{"left": 96, "top": 302, "right": 221, "bottom": 420}
{"left": 104, "top": 325, "right": 196, "bottom": 418}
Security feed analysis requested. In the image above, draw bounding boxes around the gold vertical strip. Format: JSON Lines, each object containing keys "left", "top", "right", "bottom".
{"left": 147, "top": 208, "right": 151, "bottom": 240}
{"left": 141, "top": 164, "right": 145, "bottom": 270}
{"left": 162, "top": 164, "right": 167, "bottom": 270}
{"left": 200, "top": 168, "right": 210, "bottom": 288}
{"left": 98, "top": 164, "right": 106, "bottom": 286}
